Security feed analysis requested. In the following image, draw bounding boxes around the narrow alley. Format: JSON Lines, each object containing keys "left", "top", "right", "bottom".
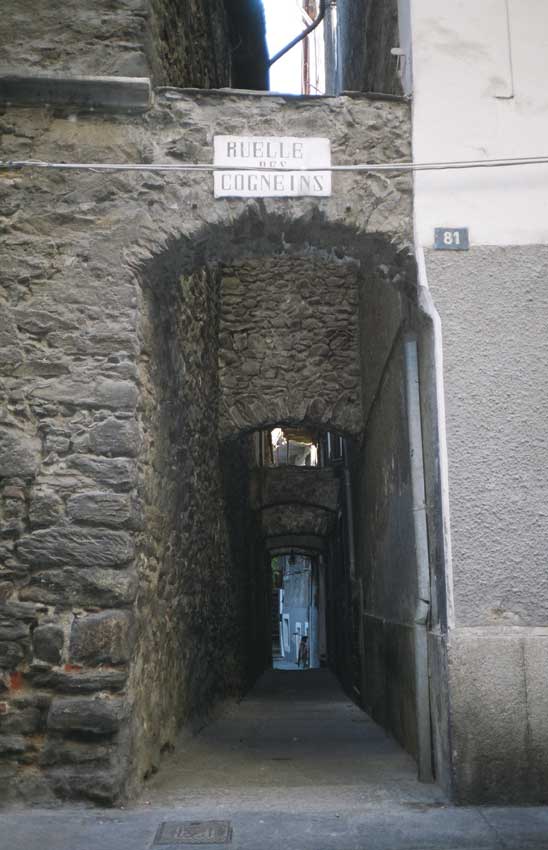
{"left": 1, "top": 0, "right": 548, "bottom": 840}
{"left": 142, "top": 670, "right": 439, "bottom": 805}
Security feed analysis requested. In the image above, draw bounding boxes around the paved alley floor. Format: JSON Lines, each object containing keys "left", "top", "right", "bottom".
{"left": 142, "top": 668, "right": 447, "bottom": 805}
{"left": 2, "top": 669, "right": 548, "bottom": 849}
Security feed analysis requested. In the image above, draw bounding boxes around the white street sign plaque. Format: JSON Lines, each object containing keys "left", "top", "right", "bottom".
{"left": 214, "top": 136, "right": 331, "bottom": 198}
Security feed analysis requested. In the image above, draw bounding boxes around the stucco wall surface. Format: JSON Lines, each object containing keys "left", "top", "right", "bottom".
{"left": 425, "top": 244, "right": 548, "bottom": 802}
{"left": 412, "top": 0, "right": 548, "bottom": 246}
{"left": 426, "top": 246, "right": 548, "bottom": 627}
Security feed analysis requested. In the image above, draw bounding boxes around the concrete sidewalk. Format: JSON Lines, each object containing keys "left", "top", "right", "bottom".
{"left": 2, "top": 670, "right": 546, "bottom": 849}
{"left": 2, "top": 798, "right": 547, "bottom": 850}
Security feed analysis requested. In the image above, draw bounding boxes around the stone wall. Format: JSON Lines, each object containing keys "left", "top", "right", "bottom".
{"left": 218, "top": 257, "right": 362, "bottom": 438}
{"left": 326, "top": 0, "right": 402, "bottom": 95}
{"left": 148, "top": 0, "right": 231, "bottom": 88}
{"left": 129, "top": 264, "right": 249, "bottom": 790}
{"left": 221, "top": 436, "right": 270, "bottom": 688}
{"left": 0, "top": 138, "right": 142, "bottom": 799}
{"left": 261, "top": 505, "right": 335, "bottom": 539}
{"left": 224, "top": 0, "right": 269, "bottom": 90}
{"left": 251, "top": 467, "right": 340, "bottom": 512}
{"left": 0, "top": 0, "right": 268, "bottom": 91}
{"left": 0, "top": 83, "right": 413, "bottom": 804}
{"left": 1, "top": 0, "right": 153, "bottom": 79}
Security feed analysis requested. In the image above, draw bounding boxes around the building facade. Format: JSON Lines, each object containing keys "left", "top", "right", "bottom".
{"left": 327, "top": 0, "right": 548, "bottom": 802}
{"left": 0, "top": 0, "right": 546, "bottom": 807}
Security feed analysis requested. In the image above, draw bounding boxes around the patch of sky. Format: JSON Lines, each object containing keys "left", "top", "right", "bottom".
{"left": 263, "top": 0, "right": 304, "bottom": 94}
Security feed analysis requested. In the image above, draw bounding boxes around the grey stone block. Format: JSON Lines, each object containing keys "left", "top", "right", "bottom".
{"left": 11, "top": 307, "right": 77, "bottom": 336}
{"left": 66, "top": 491, "right": 138, "bottom": 528}
{"left": 0, "top": 734, "right": 26, "bottom": 754}
{"left": 32, "top": 625, "right": 64, "bottom": 665}
{"left": 44, "top": 764, "right": 126, "bottom": 804}
{"left": 39, "top": 738, "right": 113, "bottom": 766}
{"left": 29, "top": 489, "right": 64, "bottom": 528}
{"left": 523, "top": 634, "right": 548, "bottom": 799}
{"left": 30, "top": 378, "right": 138, "bottom": 412}
{"left": 43, "top": 433, "right": 71, "bottom": 455}
{"left": 0, "top": 705, "right": 43, "bottom": 735}
{"left": 261, "top": 504, "right": 333, "bottom": 538}
{"left": 0, "top": 427, "right": 41, "bottom": 479}
{"left": 19, "top": 568, "right": 137, "bottom": 609}
{"left": 32, "top": 670, "right": 127, "bottom": 694}
{"left": 0, "top": 74, "right": 152, "bottom": 113}
{"left": 0, "top": 641, "right": 25, "bottom": 668}
{"left": 68, "top": 456, "right": 138, "bottom": 491}
{"left": 0, "top": 601, "right": 39, "bottom": 622}
{"left": 69, "top": 611, "right": 131, "bottom": 665}
{"left": 447, "top": 628, "right": 547, "bottom": 804}
{"left": 0, "top": 617, "right": 28, "bottom": 641}
{"left": 47, "top": 697, "right": 124, "bottom": 737}
{"left": 254, "top": 466, "right": 340, "bottom": 512}
{"left": 87, "top": 417, "right": 141, "bottom": 457}
{"left": 17, "top": 526, "right": 135, "bottom": 568}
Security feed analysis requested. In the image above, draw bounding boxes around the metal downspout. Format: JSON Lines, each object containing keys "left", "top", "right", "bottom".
{"left": 404, "top": 335, "right": 434, "bottom": 782}
{"left": 342, "top": 441, "right": 356, "bottom": 580}
{"left": 268, "top": 0, "right": 327, "bottom": 67}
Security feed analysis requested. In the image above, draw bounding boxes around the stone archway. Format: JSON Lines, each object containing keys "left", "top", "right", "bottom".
{"left": 0, "top": 87, "right": 453, "bottom": 804}
{"left": 131, "top": 206, "right": 446, "bottom": 792}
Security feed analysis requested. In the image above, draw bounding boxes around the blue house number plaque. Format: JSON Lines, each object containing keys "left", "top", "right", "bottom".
{"left": 434, "top": 227, "right": 469, "bottom": 250}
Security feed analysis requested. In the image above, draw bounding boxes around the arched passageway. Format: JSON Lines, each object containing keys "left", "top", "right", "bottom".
{"left": 132, "top": 212, "right": 449, "bottom": 794}
{"left": 0, "top": 87, "right": 455, "bottom": 807}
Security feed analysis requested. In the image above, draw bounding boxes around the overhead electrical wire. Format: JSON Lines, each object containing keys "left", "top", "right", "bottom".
{"left": 1, "top": 155, "right": 548, "bottom": 175}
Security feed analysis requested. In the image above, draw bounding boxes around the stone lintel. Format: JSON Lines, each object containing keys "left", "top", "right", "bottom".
{"left": 0, "top": 74, "right": 152, "bottom": 113}
{"left": 156, "top": 86, "right": 408, "bottom": 105}
{"left": 266, "top": 535, "right": 326, "bottom": 553}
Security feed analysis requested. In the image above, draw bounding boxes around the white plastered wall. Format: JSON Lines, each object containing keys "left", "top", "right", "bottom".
{"left": 406, "top": 0, "right": 548, "bottom": 802}
{"left": 410, "top": 0, "right": 548, "bottom": 248}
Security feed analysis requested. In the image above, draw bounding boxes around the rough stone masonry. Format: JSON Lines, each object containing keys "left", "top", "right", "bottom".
{"left": 0, "top": 82, "right": 412, "bottom": 804}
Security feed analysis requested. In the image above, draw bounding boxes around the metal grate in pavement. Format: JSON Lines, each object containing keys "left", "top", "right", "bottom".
{"left": 153, "top": 821, "right": 233, "bottom": 845}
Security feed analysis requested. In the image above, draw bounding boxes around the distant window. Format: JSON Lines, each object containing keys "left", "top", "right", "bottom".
{"left": 325, "top": 431, "right": 344, "bottom": 463}
{"left": 270, "top": 427, "right": 319, "bottom": 467}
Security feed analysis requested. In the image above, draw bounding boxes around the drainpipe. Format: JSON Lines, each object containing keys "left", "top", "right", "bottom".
{"left": 343, "top": 458, "right": 356, "bottom": 582}
{"left": 343, "top": 444, "right": 358, "bottom": 694}
{"left": 404, "top": 335, "right": 434, "bottom": 782}
{"left": 268, "top": 0, "right": 327, "bottom": 67}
